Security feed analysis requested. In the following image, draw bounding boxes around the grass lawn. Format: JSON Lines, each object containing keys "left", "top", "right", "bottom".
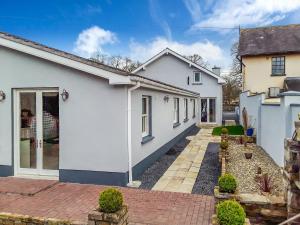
{"left": 212, "top": 125, "right": 244, "bottom": 136}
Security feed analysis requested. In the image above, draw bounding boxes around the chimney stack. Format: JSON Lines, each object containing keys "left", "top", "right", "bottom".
{"left": 212, "top": 66, "right": 221, "bottom": 76}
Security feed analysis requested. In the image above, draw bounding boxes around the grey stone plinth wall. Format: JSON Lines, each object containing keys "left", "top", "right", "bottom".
{"left": 284, "top": 138, "right": 300, "bottom": 223}
{"left": 88, "top": 206, "right": 128, "bottom": 225}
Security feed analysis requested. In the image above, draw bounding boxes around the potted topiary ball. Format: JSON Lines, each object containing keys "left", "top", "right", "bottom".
{"left": 215, "top": 200, "right": 247, "bottom": 225}
{"left": 88, "top": 188, "right": 128, "bottom": 225}
{"left": 218, "top": 174, "right": 237, "bottom": 193}
{"left": 220, "top": 140, "right": 229, "bottom": 150}
{"left": 221, "top": 127, "right": 229, "bottom": 141}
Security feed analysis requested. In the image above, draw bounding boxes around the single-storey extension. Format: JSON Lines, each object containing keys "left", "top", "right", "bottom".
{"left": 0, "top": 32, "right": 199, "bottom": 186}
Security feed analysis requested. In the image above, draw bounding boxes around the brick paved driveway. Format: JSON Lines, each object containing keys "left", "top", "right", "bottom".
{"left": 0, "top": 177, "right": 215, "bottom": 225}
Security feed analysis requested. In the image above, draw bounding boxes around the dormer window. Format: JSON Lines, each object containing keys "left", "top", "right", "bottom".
{"left": 193, "top": 72, "right": 202, "bottom": 84}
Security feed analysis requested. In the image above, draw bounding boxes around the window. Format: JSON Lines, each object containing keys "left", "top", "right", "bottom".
{"left": 184, "top": 98, "right": 188, "bottom": 121}
{"left": 272, "top": 56, "right": 285, "bottom": 75}
{"left": 192, "top": 99, "right": 196, "bottom": 118}
{"left": 142, "top": 96, "right": 151, "bottom": 137}
{"left": 173, "top": 98, "right": 179, "bottom": 125}
{"left": 194, "top": 72, "right": 202, "bottom": 83}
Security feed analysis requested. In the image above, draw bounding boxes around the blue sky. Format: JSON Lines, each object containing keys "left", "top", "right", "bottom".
{"left": 1, "top": 0, "right": 300, "bottom": 72}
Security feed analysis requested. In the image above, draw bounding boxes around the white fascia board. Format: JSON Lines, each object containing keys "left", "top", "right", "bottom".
{"left": 0, "top": 37, "right": 131, "bottom": 85}
{"left": 133, "top": 48, "right": 226, "bottom": 84}
{"left": 130, "top": 76, "right": 199, "bottom": 98}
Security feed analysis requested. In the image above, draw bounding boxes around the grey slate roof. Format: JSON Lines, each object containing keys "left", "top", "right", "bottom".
{"left": 238, "top": 24, "right": 300, "bottom": 57}
{"left": 0, "top": 31, "right": 130, "bottom": 76}
{"left": 0, "top": 31, "right": 199, "bottom": 95}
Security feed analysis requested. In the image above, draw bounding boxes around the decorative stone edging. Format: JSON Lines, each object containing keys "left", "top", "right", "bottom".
{"left": 0, "top": 212, "right": 84, "bottom": 225}
{"left": 88, "top": 205, "right": 128, "bottom": 225}
{"left": 214, "top": 186, "right": 287, "bottom": 224}
{"left": 211, "top": 214, "right": 251, "bottom": 225}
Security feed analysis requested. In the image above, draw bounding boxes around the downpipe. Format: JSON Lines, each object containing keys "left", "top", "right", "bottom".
{"left": 127, "top": 82, "right": 141, "bottom": 185}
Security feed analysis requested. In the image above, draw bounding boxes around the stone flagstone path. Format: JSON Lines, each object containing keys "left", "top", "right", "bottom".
{"left": 152, "top": 127, "right": 221, "bottom": 193}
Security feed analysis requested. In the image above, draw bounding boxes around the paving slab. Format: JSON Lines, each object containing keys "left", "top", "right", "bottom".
{"left": 152, "top": 127, "right": 221, "bottom": 193}
{"left": 0, "top": 177, "right": 58, "bottom": 196}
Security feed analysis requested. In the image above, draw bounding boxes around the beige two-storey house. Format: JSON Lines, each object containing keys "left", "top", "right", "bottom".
{"left": 239, "top": 24, "right": 300, "bottom": 97}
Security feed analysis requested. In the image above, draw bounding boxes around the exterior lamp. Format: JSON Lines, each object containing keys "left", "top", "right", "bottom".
{"left": 61, "top": 89, "right": 69, "bottom": 101}
{"left": 0, "top": 91, "right": 6, "bottom": 102}
{"left": 163, "top": 95, "right": 169, "bottom": 103}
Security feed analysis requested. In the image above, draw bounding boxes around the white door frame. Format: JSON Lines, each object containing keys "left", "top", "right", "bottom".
{"left": 13, "top": 88, "right": 59, "bottom": 177}
{"left": 200, "top": 97, "right": 216, "bottom": 123}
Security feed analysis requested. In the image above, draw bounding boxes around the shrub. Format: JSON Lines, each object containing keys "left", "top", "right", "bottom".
{"left": 217, "top": 200, "right": 246, "bottom": 225}
{"left": 218, "top": 174, "right": 237, "bottom": 193}
{"left": 257, "top": 173, "right": 273, "bottom": 193}
{"left": 99, "top": 188, "right": 123, "bottom": 213}
{"left": 221, "top": 127, "right": 229, "bottom": 135}
{"left": 220, "top": 140, "right": 229, "bottom": 150}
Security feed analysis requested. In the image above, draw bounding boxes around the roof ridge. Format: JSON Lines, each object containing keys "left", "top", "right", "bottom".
{"left": 0, "top": 31, "right": 131, "bottom": 76}
{"left": 240, "top": 24, "right": 300, "bottom": 32}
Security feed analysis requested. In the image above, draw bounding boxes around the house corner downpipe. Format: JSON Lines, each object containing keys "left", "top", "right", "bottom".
{"left": 127, "top": 82, "right": 141, "bottom": 185}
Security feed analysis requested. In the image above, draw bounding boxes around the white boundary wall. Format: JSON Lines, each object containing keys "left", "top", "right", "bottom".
{"left": 240, "top": 91, "right": 300, "bottom": 166}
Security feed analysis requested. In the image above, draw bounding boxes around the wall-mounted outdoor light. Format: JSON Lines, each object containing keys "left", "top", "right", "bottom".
{"left": 60, "top": 89, "right": 69, "bottom": 101}
{"left": 0, "top": 91, "right": 6, "bottom": 102}
{"left": 163, "top": 95, "right": 169, "bottom": 103}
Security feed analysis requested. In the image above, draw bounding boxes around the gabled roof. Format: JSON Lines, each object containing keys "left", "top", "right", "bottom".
{"left": 239, "top": 24, "right": 300, "bottom": 57}
{"left": 0, "top": 31, "right": 199, "bottom": 97}
{"left": 133, "top": 48, "right": 225, "bottom": 84}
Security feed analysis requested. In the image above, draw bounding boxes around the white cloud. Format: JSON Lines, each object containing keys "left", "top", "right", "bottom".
{"left": 129, "top": 37, "right": 229, "bottom": 69}
{"left": 192, "top": 0, "right": 300, "bottom": 29}
{"left": 149, "top": 0, "right": 172, "bottom": 39}
{"left": 74, "top": 26, "right": 117, "bottom": 57}
{"left": 182, "top": 0, "right": 202, "bottom": 21}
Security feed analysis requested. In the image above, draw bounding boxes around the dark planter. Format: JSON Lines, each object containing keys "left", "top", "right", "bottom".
{"left": 244, "top": 152, "right": 253, "bottom": 159}
{"left": 246, "top": 128, "right": 254, "bottom": 136}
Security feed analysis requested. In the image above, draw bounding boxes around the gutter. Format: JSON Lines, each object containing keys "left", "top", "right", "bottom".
{"left": 127, "top": 82, "right": 141, "bottom": 186}
{"left": 129, "top": 76, "right": 199, "bottom": 98}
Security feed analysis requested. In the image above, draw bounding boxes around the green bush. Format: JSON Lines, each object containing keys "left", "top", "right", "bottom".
{"left": 219, "top": 174, "right": 237, "bottom": 193}
{"left": 99, "top": 188, "right": 123, "bottom": 213}
{"left": 220, "top": 140, "right": 229, "bottom": 149}
{"left": 221, "top": 128, "right": 229, "bottom": 135}
{"left": 217, "top": 200, "right": 246, "bottom": 225}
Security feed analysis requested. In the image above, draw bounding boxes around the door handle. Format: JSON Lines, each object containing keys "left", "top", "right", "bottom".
{"left": 39, "top": 140, "right": 42, "bottom": 148}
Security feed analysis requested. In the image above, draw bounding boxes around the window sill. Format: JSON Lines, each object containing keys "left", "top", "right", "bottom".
{"left": 141, "top": 135, "right": 155, "bottom": 145}
{"left": 183, "top": 118, "right": 189, "bottom": 123}
{"left": 271, "top": 74, "right": 286, "bottom": 76}
{"left": 173, "top": 122, "right": 181, "bottom": 128}
{"left": 192, "top": 83, "right": 202, "bottom": 85}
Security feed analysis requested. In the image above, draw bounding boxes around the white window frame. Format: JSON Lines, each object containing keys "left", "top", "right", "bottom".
{"left": 173, "top": 98, "right": 179, "bottom": 124}
{"left": 193, "top": 72, "right": 202, "bottom": 84}
{"left": 184, "top": 98, "right": 188, "bottom": 120}
{"left": 142, "top": 96, "right": 150, "bottom": 137}
{"left": 192, "top": 99, "right": 196, "bottom": 118}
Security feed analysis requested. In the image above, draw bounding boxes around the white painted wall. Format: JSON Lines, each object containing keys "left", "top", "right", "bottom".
{"left": 0, "top": 45, "right": 198, "bottom": 177}
{"left": 240, "top": 91, "right": 300, "bottom": 166}
{"left": 260, "top": 104, "right": 284, "bottom": 166}
{"left": 136, "top": 54, "right": 223, "bottom": 124}
{"left": 131, "top": 88, "right": 197, "bottom": 167}
{"left": 0, "top": 46, "right": 128, "bottom": 172}
{"left": 239, "top": 91, "right": 265, "bottom": 144}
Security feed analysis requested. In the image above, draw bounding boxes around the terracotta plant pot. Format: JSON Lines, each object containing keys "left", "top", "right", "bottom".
{"left": 244, "top": 152, "right": 253, "bottom": 159}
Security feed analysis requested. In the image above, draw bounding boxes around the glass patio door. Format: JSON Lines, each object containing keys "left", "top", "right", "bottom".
{"left": 15, "top": 89, "right": 59, "bottom": 176}
{"left": 201, "top": 98, "right": 216, "bottom": 123}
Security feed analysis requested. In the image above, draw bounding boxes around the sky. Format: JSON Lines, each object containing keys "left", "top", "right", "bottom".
{"left": 1, "top": 0, "right": 300, "bottom": 73}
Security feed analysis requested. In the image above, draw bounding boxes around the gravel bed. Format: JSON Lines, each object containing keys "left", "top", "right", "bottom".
{"left": 226, "top": 139, "right": 285, "bottom": 195}
{"left": 138, "top": 126, "right": 200, "bottom": 189}
{"left": 192, "top": 143, "right": 221, "bottom": 195}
